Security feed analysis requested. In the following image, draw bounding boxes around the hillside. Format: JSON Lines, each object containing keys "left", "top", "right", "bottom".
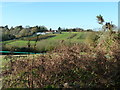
{"left": 1, "top": 32, "right": 120, "bottom": 88}
{"left": 2, "top": 32, "right": 98, "bottom": 53}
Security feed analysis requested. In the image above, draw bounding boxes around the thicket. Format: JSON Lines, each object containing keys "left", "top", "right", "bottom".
{"left": 1, "top": 15, "right": 120, "bottom": 88}
{"left": 2, "top": 31, "right": 120, "bottom": 88}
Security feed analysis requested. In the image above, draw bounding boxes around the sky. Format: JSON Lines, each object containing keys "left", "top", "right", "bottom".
{"left": 1, "top": 2, "right": 118, "bottom": 30}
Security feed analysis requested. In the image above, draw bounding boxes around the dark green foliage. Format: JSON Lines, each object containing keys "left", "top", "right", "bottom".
{"left": 96, "top": 14, "right": 104, "bottom": 24}
{"left": 61, "top": 28, "right": 84, "bottom": 32}
{"left": 58, "top": 27, "right": 61, "bottom": 31}
{"left": 1, "top": 25, "right": 48, "bottom": 41}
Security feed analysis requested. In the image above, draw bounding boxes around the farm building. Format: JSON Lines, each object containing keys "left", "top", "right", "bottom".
{"left": 36, "top": 32, "right": 46, "bottom": 35}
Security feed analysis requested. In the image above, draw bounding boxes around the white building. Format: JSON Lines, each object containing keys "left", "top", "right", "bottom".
{"left": 36, "top": 32, "right": 46, "bottom": 35}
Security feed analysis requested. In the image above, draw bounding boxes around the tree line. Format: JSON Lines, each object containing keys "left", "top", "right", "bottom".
{"left": 0, "top": 25, "right": 48, "bottom": 41}
{"left": 0, "top": 25, "right": 94, "bottom": 41}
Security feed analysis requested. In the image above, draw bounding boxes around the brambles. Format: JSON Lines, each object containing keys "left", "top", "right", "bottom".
{"left": 2, "top": 33, "right": 120, "bottom": 88}
{"left": 1, "top": 14, "right": 119, "bottom": 88}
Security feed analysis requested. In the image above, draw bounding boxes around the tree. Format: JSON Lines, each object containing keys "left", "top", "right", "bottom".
{"left": 50, "top": 28, "right": 52, "bottom": 31}
{"left": 96, "top": 14, "right": 104, "bottom": 25}
{"left": 96, "top": 15, "right": 116, "bottom": 34}
{"left": 31, "top": 27, "right": 38, "bottom": 34}
{"left": 10, "top": 26, "right": 14, "bottom": 30}
{"left": 39, "top": 26, "right": 48, "bottom": 32}
{"left": 19, "top": 29, "right": 28, "bottom": 37}
{"left": 25, "top": 25, "right": 30, "bottom": 29}
{"left": 4, "top": 25, "right": 9, "bottom": 30}
{"left": 58, "top": 27, "right": 61, "bottom": 31}
{"left": 58, "top": 27, "right": 62, "bottom": 34}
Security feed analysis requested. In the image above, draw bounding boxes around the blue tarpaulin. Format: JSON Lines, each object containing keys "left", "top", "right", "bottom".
{"left": 0, "top": 51, "right": 41, "bottom": 54}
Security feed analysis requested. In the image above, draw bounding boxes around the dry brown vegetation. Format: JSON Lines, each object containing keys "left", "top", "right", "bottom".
{"left": 1, "top": 32, "right": 120, "bottom": 88}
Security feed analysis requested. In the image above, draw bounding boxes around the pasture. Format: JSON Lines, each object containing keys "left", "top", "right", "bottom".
{"left": 2, "top": 32, "right": 98, "bottom": 53}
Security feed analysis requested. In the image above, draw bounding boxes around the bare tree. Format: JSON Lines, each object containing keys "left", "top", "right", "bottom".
{"left": 96, "top": 15, "right": 116, "bottom": 34}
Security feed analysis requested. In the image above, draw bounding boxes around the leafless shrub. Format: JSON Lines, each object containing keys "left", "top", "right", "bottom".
{"left": 2, "top": 33, "right": 120, "bottom": 88}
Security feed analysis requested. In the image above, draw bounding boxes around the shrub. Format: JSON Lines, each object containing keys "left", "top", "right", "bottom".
{"left": 2, "top": 32, "right": 120, "bottom": 88}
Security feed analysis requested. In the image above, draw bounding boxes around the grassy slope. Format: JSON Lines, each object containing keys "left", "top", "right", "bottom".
{"left": 6, "top": 40, "right": 36, "bottom": 47}
{"left": 2, "top": 32, "right": 97, "bottom": 52}
{"left": 48, "top": 32, "right": 71, "bottom": 40}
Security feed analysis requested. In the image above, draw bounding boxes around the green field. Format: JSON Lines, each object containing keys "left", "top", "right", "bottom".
{"left": 2, "top": 32, "right": 98, "bottom": 52}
